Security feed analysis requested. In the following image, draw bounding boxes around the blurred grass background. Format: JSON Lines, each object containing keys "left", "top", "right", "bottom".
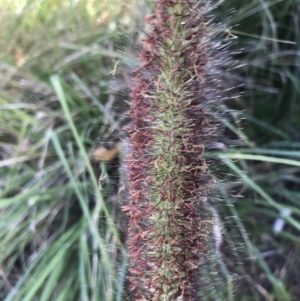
{"left": 0, "top": 0, "right": 299, "bottom": 300}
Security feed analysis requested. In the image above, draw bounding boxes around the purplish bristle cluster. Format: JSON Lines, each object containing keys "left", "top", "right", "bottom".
{"left": 123, "top": 1, "right": 223, "bottom": 300}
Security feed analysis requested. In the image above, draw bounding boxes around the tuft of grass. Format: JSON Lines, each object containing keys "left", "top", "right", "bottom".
{"left": 212, "top": 1, "right": 300, "bottom": 300}
{"left": 0, "top": 1, "right": 138, "bottom": 300}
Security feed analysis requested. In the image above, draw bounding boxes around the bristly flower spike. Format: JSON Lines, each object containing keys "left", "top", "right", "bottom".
{"left": 123, "top": 0, "right": 229, "bottom": 300}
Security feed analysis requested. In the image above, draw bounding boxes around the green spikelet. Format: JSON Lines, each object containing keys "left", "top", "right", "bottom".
{"left": 123, "top": 1, "right": 229, "bottom": 300}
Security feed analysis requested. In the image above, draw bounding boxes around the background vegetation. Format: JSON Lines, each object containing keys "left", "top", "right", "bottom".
{"left": 0, "top": 0, "right": 299, "bottom": 300}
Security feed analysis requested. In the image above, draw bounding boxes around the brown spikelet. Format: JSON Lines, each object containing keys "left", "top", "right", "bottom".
{"left": 124, "top": 0, "right": 225, "bottom": 300}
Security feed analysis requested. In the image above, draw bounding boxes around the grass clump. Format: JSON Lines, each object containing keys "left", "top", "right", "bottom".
{"left": 0, "top": 1, "right": 136, "bottom": 300}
